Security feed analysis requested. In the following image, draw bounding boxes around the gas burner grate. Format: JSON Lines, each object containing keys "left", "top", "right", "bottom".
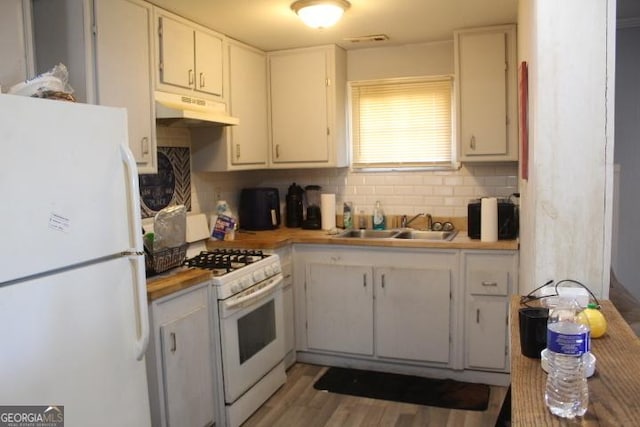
{"left": 184, "top": 249, "right": 268, "bottom": 274}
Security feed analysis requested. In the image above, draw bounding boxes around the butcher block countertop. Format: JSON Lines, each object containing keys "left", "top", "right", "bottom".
{"left": 510, "top": 296, "right": 640, "bottom": 426}
{"left": 146, "top": 268, "right": 212, "bottom": 302}
{"left": 205, "top": 227, "right": 519, "bottom": 251}
{"left": 146, "top": 228, "right": 517, "bottom": 301}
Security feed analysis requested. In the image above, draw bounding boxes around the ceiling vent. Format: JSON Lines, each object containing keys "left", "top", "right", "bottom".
{"left": 343, "top": 34, "right": 390, "bottom": 43}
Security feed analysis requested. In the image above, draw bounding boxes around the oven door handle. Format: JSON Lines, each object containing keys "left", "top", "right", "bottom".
{"left": 225, "top": 275, "right": 283, "bottom": 310}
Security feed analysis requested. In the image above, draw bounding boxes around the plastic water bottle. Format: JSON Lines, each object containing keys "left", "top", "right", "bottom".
{"left": 544, "top": 298, "right": 590, "bottom": 418}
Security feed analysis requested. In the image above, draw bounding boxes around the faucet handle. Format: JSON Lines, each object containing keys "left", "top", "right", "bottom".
{"left": 401, "top": 215, "right": 408, "bottom": 228}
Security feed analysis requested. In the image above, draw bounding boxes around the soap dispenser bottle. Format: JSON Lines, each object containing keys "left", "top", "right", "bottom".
{"left": 372, "top": 201, "right": 386, "bottom": 230}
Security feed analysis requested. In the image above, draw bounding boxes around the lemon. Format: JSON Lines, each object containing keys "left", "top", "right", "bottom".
{"left": 578, "top": 303, "right": 607, "bottom": 338}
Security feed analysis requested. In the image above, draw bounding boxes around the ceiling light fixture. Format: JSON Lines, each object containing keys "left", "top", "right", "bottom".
{"left": 291, "top": 0, "right": 351, "bottom": 29}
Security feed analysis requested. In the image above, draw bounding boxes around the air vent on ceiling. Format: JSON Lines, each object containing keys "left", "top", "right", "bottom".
{"left": 343, "top": 34, "right": 390, "bottom": 43}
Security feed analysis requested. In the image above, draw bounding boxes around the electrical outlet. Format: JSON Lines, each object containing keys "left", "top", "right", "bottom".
{"left": 214, "top": 186, "right": 222, "bottom": 200}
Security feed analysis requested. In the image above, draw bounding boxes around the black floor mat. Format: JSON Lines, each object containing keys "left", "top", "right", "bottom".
{"left": 313, "top": 367, "right": 490, "bottom": 411}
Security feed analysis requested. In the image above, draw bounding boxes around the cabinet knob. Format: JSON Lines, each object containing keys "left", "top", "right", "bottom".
{"left": 363, "top": 273, "right": 367, "bottom": 287}
{"left": 199, "top": 72, "right": 205, "bottom": 88}
{"left": 476, "top": 308, "right": 480, "bottom": 323}
{"left": 275, "top": 144, "right": 280, "bottom": 159}
{"left": 470, "top": 135, "right": 476, "bottom": 150}
{"left": 381, "top": 274, "right": 386, "bottom": 288}
{"left": 235, "top": 144, "right": 241, "bottom": 160}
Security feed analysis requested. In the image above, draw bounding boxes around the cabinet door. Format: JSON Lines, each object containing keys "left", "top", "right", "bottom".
{"left": 459, "top": 31, "right": 507, "bottom": 157}
{"left": 0, "top": 0, "right": 31, "bottom": 88}
{"left": 466, "top": 296, "right": 508, "bottom": 370}
{"left": 270, "top": 49, "right": 329, "bottom": 164}
{"left": 195, "top": 30, "right": 223, "bottom": 96}
{"left": 158, "top": 16, "right": 194, "bottom": 90}
{"left": 94, "top": 0, "right": 157, "bottom": 173}
{"left": 306, "top": 263, "right": 373, "bottom": 355}
{"left": 375, "top": 267, "right": 451, "bottom": 363}
{"left": 160, "top": 305, "right": 214, "bottom": 427}
{"left": 228, "top": 42, "right": 269, "bottom": 166}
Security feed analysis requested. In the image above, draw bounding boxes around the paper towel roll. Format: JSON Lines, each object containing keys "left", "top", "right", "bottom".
{"left": 321, "top": 193, "right": 336, "bottom": 230}
{"left": 481, "top": 197, "right": 498, "bottom": 242}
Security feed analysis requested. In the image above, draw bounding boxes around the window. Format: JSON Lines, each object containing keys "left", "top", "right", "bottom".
{"left": 349, "top": 76, "right": 455, "bottom": 170}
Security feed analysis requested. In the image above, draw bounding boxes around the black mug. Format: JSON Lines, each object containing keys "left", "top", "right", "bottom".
{"left": 518, "top": 307, "right": 549, "bottom": 358}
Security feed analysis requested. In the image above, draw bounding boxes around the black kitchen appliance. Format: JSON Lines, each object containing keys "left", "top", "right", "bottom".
{"left": 302, "top": 185, "right": 322, "bottom": 230}
{"left": 285, "top": 182, "right": 304, "bottom": 228}
{"left": 467, "top": 197, "right": 519, "bottom": 240}
{"left": 238, "top": 187, "right": 281, "bottom": 230}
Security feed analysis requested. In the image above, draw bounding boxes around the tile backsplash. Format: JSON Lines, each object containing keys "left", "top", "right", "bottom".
{"left": 158, "top": 127, "right": 518, "bottom": 221}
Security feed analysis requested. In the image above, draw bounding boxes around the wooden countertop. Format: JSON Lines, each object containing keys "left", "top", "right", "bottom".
{"left": 205, "top": 227, "right": 519, "bottom": 251}
{"left": 146, "top": 268, "right": 212, "bottom": 302}
{"left": 146, "top": 229, "right": 517, "bottom": 301}
{"left": 510, "top": 296, "right": 640, "bottom": 425}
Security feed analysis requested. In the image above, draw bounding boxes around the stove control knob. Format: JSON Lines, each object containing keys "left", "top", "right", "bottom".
{"left": 231, "top": 282, "right": 242, "bottom": 294}
{"left": 272, "top": 263, "right": 282, "bottom": 274}
{"left": 241, "top": 276, "right": 253, "bottom": 289}
{"left": 264, "top": 265, "right": 274, "bottom": 276}
{"left": 253, "top": 269, "right": 265, "bottom": 282}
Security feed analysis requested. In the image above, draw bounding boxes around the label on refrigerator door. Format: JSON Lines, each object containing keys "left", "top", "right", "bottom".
{"left": 48, "top": 212, "right": 70, "bottom": 233}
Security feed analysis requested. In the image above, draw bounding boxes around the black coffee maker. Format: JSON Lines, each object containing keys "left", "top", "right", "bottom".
{"left": 285, "top": 182, "right": 304, "bottom": 228}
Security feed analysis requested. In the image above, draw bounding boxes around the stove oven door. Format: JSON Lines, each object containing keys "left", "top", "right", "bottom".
{"left": 218, "top": 274, "right": 285, "bottom": 403}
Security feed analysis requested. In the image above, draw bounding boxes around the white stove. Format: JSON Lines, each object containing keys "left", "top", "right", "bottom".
{"left": 184, "top": 249, "right": 282, "bottom": 299}
{"left": 179, "top": 216, "right": 286, "bottom": 427}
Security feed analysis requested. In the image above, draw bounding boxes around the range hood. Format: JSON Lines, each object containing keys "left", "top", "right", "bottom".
{"left": 155, "top": 91, "right": 239, "bottom": 127}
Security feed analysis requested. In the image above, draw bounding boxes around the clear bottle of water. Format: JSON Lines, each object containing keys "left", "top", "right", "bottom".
{"left": 544, "top": 298, "right": 590, "bottom": 418}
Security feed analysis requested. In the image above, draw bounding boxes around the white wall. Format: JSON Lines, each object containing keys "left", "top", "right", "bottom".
{"left": 517, "top": 0, "right": 615, "bottom": 298}
{"left": 614, "top": 25, "right": 640, "bottom": 299}
{"left": 182, "top": 40, "right": 518, "bottom": 220}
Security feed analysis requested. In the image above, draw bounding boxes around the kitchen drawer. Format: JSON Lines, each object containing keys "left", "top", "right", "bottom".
{"left": 464, "top": 252, "right": 516, "bottom": 296}
{"left": 467, "top": 268, "right": 509, "bottom": 296}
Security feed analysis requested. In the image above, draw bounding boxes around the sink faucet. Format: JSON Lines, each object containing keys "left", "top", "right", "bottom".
{"left": 425, "top": 213, "right": 433, "bottom": 231}
{"left": 401, "top": 213, "right": 424, "bottom": 228}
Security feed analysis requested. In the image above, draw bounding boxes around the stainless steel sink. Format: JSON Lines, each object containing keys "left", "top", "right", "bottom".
{"left": 335, "top": 228, "right": 457, "bottom": 241}
{"left": 393, "top": 230, "right": 458, "bottom": 241}
{"left": 336, "top": 229, "right": 401, "bottom": 239}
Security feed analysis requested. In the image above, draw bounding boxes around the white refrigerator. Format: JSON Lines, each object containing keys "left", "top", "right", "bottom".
{"left": 0, "top": 94, "right": 151, "bottom": 426}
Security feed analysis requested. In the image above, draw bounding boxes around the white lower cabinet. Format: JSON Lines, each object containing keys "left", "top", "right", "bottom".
{"left": 147, "top": 282, "right": 217, "bottom": 427}
{"left": 375, "top": 267, "right": 451, "bottom": 363}
{"left": 268, "top": 246, "right": 296, "bottom": 368}
{"left": 294, "top": 244, "right": 518, "bottom": 384}
{"left": 297, "top": 246, "right": 458, "bottom": 367}
{"left": 306, "top": 263, "right": 373, "bottom": 355}
{"left": 462, "top": 250, "right": 519, "bottom": 372}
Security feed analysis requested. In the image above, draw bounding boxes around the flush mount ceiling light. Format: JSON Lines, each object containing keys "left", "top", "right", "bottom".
{"left": 291, "top": 0, "right": 351, "bottom": 29}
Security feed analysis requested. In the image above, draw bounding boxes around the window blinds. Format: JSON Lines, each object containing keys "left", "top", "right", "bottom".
{"left": 350, "top": 77, "right": 454, "bottom": 169}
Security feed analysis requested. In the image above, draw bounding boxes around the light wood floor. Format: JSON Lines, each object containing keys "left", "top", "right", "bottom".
{"left": 242, "top": 363, "right": 509, "bottom": 427}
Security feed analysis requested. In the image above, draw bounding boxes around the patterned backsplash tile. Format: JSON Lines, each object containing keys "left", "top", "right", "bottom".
{"left": 139, "top": 146, "right": 191, "bottom": 218}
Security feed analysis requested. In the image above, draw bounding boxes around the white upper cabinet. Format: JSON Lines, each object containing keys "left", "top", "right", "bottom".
{"left": 155, "top": 10, "right": 224, "bottom": 99}
{"left": 191, "top": 40, "right": 269, "bottom": 171}
{"left": 268, "top": 45, "right": 348, "bottom": 168}
{"left": 32, "top": 0, "right": 157, "bottom": 173}
{"left": 94, "top": 0, "right": 157, "bottom": 173}
{"left": 455, "top": 25, "right": 518, "bottom": 162}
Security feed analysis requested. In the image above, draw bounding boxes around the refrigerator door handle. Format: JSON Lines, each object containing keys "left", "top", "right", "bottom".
{"left": 131, "top": 253, "right": 150, "bottom": 360}
{"left": 120, "top": 144, "right": 149, "bottom": 361}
